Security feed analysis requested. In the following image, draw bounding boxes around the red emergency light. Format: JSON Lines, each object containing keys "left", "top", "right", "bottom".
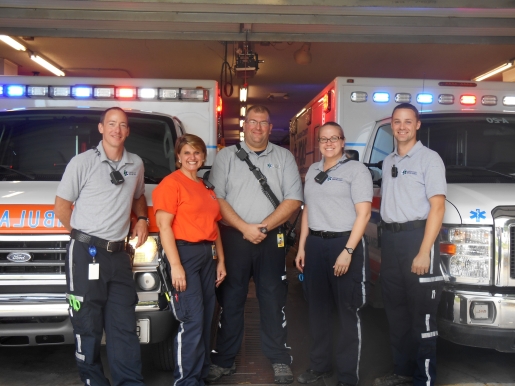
{"left": 217, "top": 96, "right": 222, "bottom": 113}
{"left": 460, "top": 95, "right": 476, "bottom": 105}
{"left": 116, "top": 87, "right": 137, "bottom": 99}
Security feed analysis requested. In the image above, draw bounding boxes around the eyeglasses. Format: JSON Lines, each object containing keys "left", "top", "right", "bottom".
{"left": 391, "top": 165, "right": 398, "bottom": 178}
{"left": 246, "top": 119, "right": 270, "bottom": 128}
{"left": 318, "top": 136, "right": 342, "bottom": 143}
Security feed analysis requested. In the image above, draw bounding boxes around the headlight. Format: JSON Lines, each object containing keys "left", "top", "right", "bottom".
{"left": 440, "top": 226, "right": 493, "bottom": 285}
{"left": 129, "top": 235, "right": 159, "bottom": 266}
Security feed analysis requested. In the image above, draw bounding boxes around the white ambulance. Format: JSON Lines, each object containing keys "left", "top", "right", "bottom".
{"left": 0, "top": 76, "right": 220, "bottom": 369}
{"left": 290, "top": 77, "right": 515, "bottom": 353}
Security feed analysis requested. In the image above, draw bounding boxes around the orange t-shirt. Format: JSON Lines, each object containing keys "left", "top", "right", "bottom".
{"left": 152, "top": 170, "right": 222, "bottom": 242}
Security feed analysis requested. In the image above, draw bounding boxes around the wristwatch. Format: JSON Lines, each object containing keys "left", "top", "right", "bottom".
{"left": 344, "top": 246, "right": 354, "bottom": 255}
{"left": 137, "top": 216, "right": 149, "bottom": 225}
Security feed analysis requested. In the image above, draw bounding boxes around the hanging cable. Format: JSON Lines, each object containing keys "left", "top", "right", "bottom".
{"left": 220, "top": 42, "right": 233, "bottom": 98}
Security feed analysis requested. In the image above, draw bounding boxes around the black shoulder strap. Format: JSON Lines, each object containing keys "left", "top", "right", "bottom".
{"left": 235, "top": 143, "right": 280, "bottom": 209}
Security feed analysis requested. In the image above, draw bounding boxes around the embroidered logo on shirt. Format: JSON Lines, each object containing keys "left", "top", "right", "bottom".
{"left": 401, "top": 169, "right": 417, "bottom": 176}
{"left": 267, "top": 163, "right": 280, "bottom": 169}
{"left": 123, "top": 170, "right": 137, "bottom": 176}
{"left": 327, "top": 176, "right": 343, "bottom": 182}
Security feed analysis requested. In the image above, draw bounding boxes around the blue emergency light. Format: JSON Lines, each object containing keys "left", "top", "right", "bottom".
{"left": 417, "top": 93, "right": 433, "bottom": 104}
{"left": 72, "top": 86, "right": 93, "bottom": 98}
{"left": 7, "top": 85, "right": 25, "bottom": 97}
{"left": 0, "top": 85, "right": 3, "bottom": 96}
{"left": 373, "top": 92, "right": 390, "bottom": 103}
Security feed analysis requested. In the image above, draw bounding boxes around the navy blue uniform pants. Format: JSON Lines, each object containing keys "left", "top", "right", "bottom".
{"left": 169, "top": 242, "right": 216, "bottom": 386}
{"left": 65, "top": 239, "right": 144, "bottom": 386}
{"left": 303, "top": 234, "right": 369, "bottom": 386}
{"left": 380, "top": 227, "right": 443, "bottom": 386}
{"left": 211, "top": 225, "right": 290, "bottom": 367}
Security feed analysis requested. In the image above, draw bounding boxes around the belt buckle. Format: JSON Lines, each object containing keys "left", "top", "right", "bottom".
{"left": 393, "top": 223, "right": 401, "bottom": 233}
{"left": 106, "top": 241, "right": 114, "bottom": 252}
{"left": 321, "top": 231, "right": 330, "bottom": 239}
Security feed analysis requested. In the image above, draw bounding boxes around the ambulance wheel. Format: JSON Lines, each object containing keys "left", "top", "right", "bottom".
{"left": 152, "top": 333, "right": 175, "bottom": 371}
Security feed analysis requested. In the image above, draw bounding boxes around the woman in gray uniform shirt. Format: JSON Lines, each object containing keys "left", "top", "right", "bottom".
{"left": 295, "top": 122, "right": 372, "bottom": 386}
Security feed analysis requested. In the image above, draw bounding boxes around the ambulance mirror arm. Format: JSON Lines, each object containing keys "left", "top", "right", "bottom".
{"left": 364, "top": 160, "right": 383, "bottom": 170}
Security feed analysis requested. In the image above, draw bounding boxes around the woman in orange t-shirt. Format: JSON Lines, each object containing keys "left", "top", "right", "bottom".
{"left": 153, "top": 134, "right": 226, "bottom": 386}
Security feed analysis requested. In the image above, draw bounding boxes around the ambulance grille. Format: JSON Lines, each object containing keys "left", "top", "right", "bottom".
{"left": 511, "top": 226, "right": 515, "bottom": 279}
{"left": 0, "top": 240, "right": 67, "bottom": 274}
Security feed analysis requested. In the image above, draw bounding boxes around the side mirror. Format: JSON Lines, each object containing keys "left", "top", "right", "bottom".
{"left": 364, "top": 160, "right": 383, "bottom": 170}
{"left": 345, "top": 149, "right": 359, "bottom": 161}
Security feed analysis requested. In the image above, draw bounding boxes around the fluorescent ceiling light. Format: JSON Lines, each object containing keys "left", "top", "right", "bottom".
{"left": 239, "top": 85, "right": 247, "bottom": 102}
{"left": 0, "top": 35, "right": 26, "bottom": 51}
{"left": 30, "top": 54, "right": 65, "bottom": 76}
{"left": 473, "top": 61, "right": 513, "bottom": 81}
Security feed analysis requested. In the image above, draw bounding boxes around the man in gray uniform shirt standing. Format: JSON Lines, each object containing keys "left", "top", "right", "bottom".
{"left": 374, "top": 103, "right": 446, "bottom": 386}
{"left": 208, "top": 105, "right": 303, "bottom": 384}
{"left": 55, "top": 107, "right": 149, "bottom": 386}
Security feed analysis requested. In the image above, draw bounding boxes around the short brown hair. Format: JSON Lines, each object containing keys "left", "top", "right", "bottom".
{"left": 99, "top": 107, "right": 127, "bottom": 124}
{"left": 174, "top": 134, "right": 207, "bottom": 169}
{"left": 392, "top": 103, "right": 420, "bottom": 121}
{"left": 246, "top": 105, "right": 271, "bottom": 121}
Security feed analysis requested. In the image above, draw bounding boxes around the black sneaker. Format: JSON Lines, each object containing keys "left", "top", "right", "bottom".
{"left": 297, "top": 368, "right": 333, "bottom": 384}
{"left": 272, "top": 363, "right": 294, "bottom": 384}
{"left": 205, "top": 363, "right": 236, "bottom": 383}
{"left": 373, "top": 373, "right": 413, "bottom": 386}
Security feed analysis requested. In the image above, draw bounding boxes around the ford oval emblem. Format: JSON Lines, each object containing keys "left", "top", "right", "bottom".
{"left": 6, "top": 252, "right": 32, "bottom": 263}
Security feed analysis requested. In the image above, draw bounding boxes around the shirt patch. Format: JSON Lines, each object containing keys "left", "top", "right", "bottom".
{"left": 401, "top": 169, "right": 417, "bottom": 176}
{"left": 327, "top": 176, "right": 343, "bottom": 182}
{"left": 267, "top": 163, "right": 280, "bottom": 169}
{"left": 123, "top": 170, "right": 137, "bottom": 176}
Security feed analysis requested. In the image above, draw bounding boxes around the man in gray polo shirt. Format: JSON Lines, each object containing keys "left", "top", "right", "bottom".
{"left": 54, "top": 107, "right": 149, "bottom": 386}
{"left": 374, "top": 103, "right": 446, "bottom": 386}
{"left": 208, "top": 105, "right": 303, "bottom": 384}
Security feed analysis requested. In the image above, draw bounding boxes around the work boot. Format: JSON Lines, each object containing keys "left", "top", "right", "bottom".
{"left": 297, "top": 368, "right": 333, "bottom": 384}
{"left": 205, "top": 362, "right": 236, "bottom": 383}
{"left": 272, "top": 363, "right": 294, "bottom": 384}
{"left": 373, "top": 373, "right": 413, "bottom": 386}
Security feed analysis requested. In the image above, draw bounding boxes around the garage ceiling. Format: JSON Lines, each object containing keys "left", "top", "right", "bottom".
{"left": 1, "top": 0, "right": 515, "bottom": 145}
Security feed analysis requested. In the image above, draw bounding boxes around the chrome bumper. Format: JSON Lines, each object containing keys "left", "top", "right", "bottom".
{"left": 438, "top": 288, "right": 515, "bottom": 352}
{"left": 0, "top": 295, "right": 174, "bottom": 346}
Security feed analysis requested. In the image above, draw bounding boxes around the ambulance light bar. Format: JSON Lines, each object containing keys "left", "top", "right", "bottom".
{"left": 373, "top": 92, "right": 389, "bottom": 103}
{"left": 417, "top": 93, "right": 433, "bottom": 104}
{"left": 0, "top": 84, "right": 210, "bottom": 102}
{"left": 349, "top": 90, "right": 515, "bottom": 106}
{"left": 6, "top": 85, "right": 25, "bottom": 97}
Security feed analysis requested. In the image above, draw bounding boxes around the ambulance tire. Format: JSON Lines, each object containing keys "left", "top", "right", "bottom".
{"left": 152, "top": 333, "right": 175, "bottom": 371}
{"left": 370, "top": 276, "right": 384, "bottom": 309}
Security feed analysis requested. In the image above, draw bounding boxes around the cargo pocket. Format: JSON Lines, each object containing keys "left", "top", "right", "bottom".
{"left": 170, "top": 290, "right": 203, "bottom": 323}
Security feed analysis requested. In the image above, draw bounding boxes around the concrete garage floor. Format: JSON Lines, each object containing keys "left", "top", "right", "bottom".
{"left": 1, "top": 251, "right": 515, "bottom": 386}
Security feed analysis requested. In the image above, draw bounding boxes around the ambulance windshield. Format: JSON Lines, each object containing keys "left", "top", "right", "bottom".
{"left": 0, "top": 109, "right": 178, "bottom": 183}
{"left": 370, "top": 113, "right": 515, "bottom": 184}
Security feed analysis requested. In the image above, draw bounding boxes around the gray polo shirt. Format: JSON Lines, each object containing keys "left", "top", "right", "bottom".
{"left": 380, "top": 141, "right": 446, "bottom": 223}
{"left": 209, "top": 141, "right": 303, "bottom": 224}
{"left": 56, "top": 140, "right": 145, "bottom": 241}
{"left": 304, "top": 156, "right": 373, "bottom": 232}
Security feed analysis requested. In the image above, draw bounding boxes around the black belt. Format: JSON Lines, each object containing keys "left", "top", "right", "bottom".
{"left": 71, "top": 229, "right": 126, "bottom": 252}
{"left": 176, "top": 239, "right": 214, "bottom": 246}
{"left": 381, "top": 219, "right": 427, "bottom": 233}
{"left": 309, "top": 229, "right": 351, "bottom": 239}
